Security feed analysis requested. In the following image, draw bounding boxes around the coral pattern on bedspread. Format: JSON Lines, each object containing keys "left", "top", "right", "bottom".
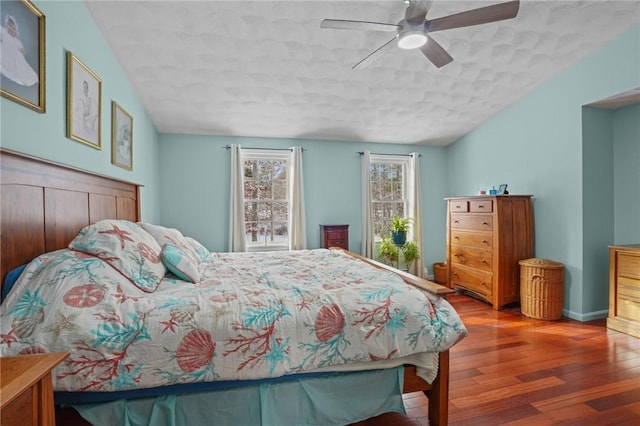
{"left": 0, "top": 248, "right": 467, "bottom": 393}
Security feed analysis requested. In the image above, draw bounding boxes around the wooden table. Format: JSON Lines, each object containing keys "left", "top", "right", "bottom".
{"left": 1, "top": 352, "right": 69, "bottom": 426}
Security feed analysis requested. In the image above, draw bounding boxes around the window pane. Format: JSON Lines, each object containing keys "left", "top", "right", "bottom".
{"left": 272, "top": 181, "right": 287, "bottom": 201}
{"left": 369, "top": 160, "right": 408, "bottom": 242}
{"left": 242, "top": 153, "right": 290, "bottom": 250}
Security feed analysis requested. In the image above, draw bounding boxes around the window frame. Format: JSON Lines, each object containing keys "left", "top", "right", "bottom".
{"left": 241, "top": 149, "right": 290, "bottom": 252}
{"left": 369, "top": 154, "right": 410, "bottom": 242}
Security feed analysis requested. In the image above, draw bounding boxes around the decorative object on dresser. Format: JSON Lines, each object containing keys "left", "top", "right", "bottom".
{"left": 319, "top": 224, "right": 349, "bottom": 250}
{"left": 607, "top": 245, "right": 640, "bottom": 338}
{"left": 446, "top": 195, "right": 534, "bottom": 310}
{"left": 1, "top": 352, "right": 69, "bottom": 426}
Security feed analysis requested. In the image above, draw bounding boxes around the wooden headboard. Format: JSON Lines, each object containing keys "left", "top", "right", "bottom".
{"left": 0, "top": 149, "right": 141, "bottom": 286}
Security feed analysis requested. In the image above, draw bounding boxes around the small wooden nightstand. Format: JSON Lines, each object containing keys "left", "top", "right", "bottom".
{"left": 320, "top": 224, "right": 349, "bottom": 250}
{"left": 1, "top": 352, "right": 69, "bottom": 426}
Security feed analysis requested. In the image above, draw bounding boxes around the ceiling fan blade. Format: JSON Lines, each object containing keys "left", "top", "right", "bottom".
{"left": 420, "top": 36, "right": 453, "bottom": 68}
{"left": 405, "top": 0, "right": 434, "bottom": 24}
{"left": 321, "top": 19, "right": 400, "bottom": 32}
{"left": 426, "top": 0, "right": 520, "bottom": 33}
{"left": 352, "top": 36, "right": 397, "bottom": 70}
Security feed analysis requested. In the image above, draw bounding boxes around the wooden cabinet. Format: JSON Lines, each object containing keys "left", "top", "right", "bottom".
{"left": 607, "top": 245, "right": 640, "bottom": 338}
{"left": 446, "top": 195, "right": 534, "bottom": 310}
{"left": 1, "top": 352, "right": 68, "bottom": 426}
{"left": 320, "top": 225, "right": 349, "bottom": 250}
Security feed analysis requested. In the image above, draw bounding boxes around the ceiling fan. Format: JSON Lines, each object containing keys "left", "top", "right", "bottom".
{"left": 320, "top": 0, "right": 520, "bottom": 69}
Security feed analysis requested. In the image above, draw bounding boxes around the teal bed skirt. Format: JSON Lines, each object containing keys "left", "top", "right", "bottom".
{"left": 74, "top": 367, "right": 406, "bottom": 426}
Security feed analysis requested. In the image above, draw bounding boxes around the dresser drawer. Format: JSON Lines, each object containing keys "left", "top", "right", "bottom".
{"left": 617, "top": 276, "right": 640, "bottom": 299}
{"left": 449, "top": 200, "right": 468, "bottom": 212}
{"left": 617, "top": 297, "right": 640, "bottom": 321}
{"left": 618, "top": 253, "right": 640, "bottom": 280}
{"left": 326, "top": 231, "right": 346, "bottom": 241}
{"left": 470, "top": 199, "right": 493, "bottom": 213}
{"left": 450, "top": 246, "right": 493, "bottom": 272}
{"left": 450, "top": 230, "right": 493, "bottom": 249}
{"left": 450, "top": 214, "right": 493, "bottom": 231}
{"left": 450, "top": 266, "right": 492, "bottom": 296}
{"left": 327, "top": 238, "right": 346, "bottom": 248}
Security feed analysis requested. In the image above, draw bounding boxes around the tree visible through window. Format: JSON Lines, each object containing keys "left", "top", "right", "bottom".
{"left": 243, "top": 151, "right": 289, "bottom": 250}
{"left": 370, "top": 155, "right": 409, "bottom": 240}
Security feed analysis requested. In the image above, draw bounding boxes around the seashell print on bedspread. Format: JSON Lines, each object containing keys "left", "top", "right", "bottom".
{"left": 0, "top": 248, "right": 467, "bottom": 392}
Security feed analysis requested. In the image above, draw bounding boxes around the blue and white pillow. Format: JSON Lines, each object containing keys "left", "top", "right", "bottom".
{"left": 184, "top": 236, "right": 210, "bottom": 261}
{"left": 161, "top": 243, "right": 201, "bottom": 283}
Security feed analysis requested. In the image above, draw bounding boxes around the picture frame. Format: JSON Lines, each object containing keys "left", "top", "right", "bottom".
{"left": 0, "top": 0, "right": 45, "bottom": 113}
{"left": 66, "top": 51, "right": 101, "bottom": 149}
{"left": 111, "top": 101, "right": 133, "bottom": 170}
{"left": 498, "top": 184, "right": 508, "bottom": 195}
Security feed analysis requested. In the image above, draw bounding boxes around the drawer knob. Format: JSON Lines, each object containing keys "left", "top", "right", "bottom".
{"left": 482, "top": 239, "right": 488, "bottom": 244}
{"left": 482, "top": 260, "right": 488, "bottom": 264}
{"left": 454, "top": 220, "right": 460, "bottom": 224}
{"left": 482, "top": 222, "right": 489, "bottom": 226}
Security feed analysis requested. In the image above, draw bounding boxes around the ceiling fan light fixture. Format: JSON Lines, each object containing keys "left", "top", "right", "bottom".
{"left": 397, "top": 30, "right": 427, "bottom": 49}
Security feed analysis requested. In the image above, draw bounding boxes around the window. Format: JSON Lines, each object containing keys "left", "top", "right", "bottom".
{"left": 369, "top": 155, "right": 410, "bottom": 241}
{"left": 242, "top": 150, "right": 290, "bottom": 251}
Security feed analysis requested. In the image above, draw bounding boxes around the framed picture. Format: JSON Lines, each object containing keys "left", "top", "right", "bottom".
{"left": 66, "top": 51, "right": 101, "bottom": 149}
{"left": 111, "top": 101, "right": 133, "bottom": 170}
{"left": 0, "top": 0, "right": 45, "bottom": 113}
{"left": 498, "top": 184, "right": 508, "bottom": 195}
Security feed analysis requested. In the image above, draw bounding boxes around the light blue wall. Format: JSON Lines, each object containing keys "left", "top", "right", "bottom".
{"left": 0, "top": 1, "right": 161, "bottom": 222}
{"left": 158, "top": 134, "right": 449, "bottom": 274}
{"left": 613, "top": 103, "right": 640, "bottom": 244}
{"left": 582, "top": 107, "right": 614, "bottom": 317}
{"left": 445, "top": 24, "right": 640, "bottom": 320}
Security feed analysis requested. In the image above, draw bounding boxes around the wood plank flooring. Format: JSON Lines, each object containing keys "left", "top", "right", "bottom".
{"left": 402, "top": 293, "right": 640, "bottom": 425}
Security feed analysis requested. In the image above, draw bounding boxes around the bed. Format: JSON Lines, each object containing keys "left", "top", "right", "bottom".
{"left": 0, "top": 148, "right": 466, "bottom": 425}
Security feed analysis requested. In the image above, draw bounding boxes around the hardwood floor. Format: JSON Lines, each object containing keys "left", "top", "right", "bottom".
{"left": 401, "top": 293, "right": 640, "bottom": 425}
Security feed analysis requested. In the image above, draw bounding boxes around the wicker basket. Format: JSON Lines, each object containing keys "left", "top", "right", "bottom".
{"left": 519, "top": 258, "right": 565, "bottom": 320}
{"left": 432, "top": 262, "right": 448, "bottom": 286}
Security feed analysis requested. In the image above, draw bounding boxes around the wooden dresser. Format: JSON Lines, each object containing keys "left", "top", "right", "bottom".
{"left": 607, "top": 245, "right": 640, "bottom": 338}
{"left": 320, "top": 225, "right": 349, "bottom": 250}
{"left": 446, "top": 195, "right": 534, "bottom": 310}
{"left": 1, "top": 352, "right": 69, "bottom": 426}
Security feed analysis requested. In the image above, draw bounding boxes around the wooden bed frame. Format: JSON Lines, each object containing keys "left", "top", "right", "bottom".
{"left": 0, "top": 148, "right": 453, "bottom": 426}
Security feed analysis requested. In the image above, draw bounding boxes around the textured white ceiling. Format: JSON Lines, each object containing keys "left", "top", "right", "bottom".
{"left": 86, "top": 0, "right": 640, "bottom": 146}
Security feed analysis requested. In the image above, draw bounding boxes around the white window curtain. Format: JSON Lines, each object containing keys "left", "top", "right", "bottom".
{"left": 361, "top": 150, "right": 374, "bottom": 258}
{"left": 228, "top": 144, "right": 246, "bottom": 252}
{"left": 407, "top": 152, "right": 424, "bottom": 277}
{"left": 288, "top": 146, "right": 307, "bottom": 250}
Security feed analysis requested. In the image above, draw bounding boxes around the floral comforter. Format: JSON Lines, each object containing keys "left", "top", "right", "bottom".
{"left": 0, "top": 248, "right": 467, "bottom": 393}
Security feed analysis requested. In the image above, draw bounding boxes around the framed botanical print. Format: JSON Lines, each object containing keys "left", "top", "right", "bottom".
{"left": 66, "top": 51, "right": 102, "bottom": 149}
{"left": 111, "top": 101, "right": 133, "bottom": 170}
{"left": 0, "top": 0, "right": 45, "bottom": 113}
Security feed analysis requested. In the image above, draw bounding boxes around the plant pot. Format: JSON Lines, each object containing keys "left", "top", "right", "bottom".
{"left": 391, "top": 231, "right": 406, "bottom": 245}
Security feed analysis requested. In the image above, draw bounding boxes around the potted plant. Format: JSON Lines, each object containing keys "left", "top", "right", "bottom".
{"left": 401, "top": 240, "right": 420, "bottom": 275}
{"left": 378, "top": 237, "right": 399, "bottom": 265}
{"left": 390, "top": 216, "right": 412, "bottom": 245}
